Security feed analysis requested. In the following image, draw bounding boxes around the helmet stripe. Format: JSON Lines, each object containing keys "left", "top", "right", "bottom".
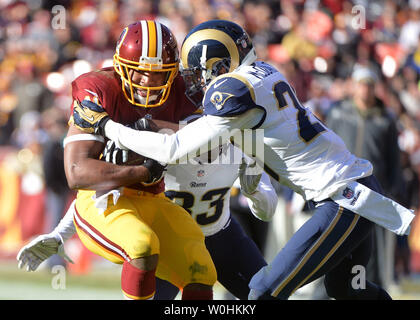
{"left": 147, "top": 20, "right": 157, "bottom": 57}
{"left": 155, "top": 21, "right": 163, "bottom": 58}
{"left": 181, "top": 29, "right": 239, "bottom": 71}
{"left": 141, "top": 20, "right": 148, "bottom": 58}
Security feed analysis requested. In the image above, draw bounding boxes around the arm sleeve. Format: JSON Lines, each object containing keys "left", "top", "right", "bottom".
{"left": 50, "top": 200, "right": 77, "bottom": 243}
{"left": 104, "top": 108, "right": 265, "bottom": 164}
{"left": 242, "top": 172, "right": 279, "bottom": 221}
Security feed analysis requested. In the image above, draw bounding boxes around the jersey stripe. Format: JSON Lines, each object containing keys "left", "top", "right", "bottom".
{"left": 271, "top": 207, "right": 360, "bottom": 297}
{"left": 289, "top": 213, "right": 359, "bottom": 296}
{"left": 271, "top": 206, "right": 343, "bottom": 296}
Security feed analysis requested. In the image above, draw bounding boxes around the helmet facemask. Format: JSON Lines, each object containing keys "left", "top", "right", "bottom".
{"left": 113, "top": 21, "right": 180, "bottom": 108}
{"left": 180, "top": 48, "right": 231, "bottom": 107}
{"left": 114, "top": 54, "right": 178, "bottom": 108}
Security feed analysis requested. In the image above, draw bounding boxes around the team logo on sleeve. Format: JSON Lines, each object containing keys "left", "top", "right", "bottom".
{"left": 210, "top": 91, "right": 234, "bottom": 110}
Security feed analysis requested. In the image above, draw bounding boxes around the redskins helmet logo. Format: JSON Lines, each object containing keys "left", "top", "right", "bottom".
{"left": 115, "top": 27, "right": 128, "bottom": 55}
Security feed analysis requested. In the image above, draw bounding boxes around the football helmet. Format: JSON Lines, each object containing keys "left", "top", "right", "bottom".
{"left": 113, "top": 20, "right": 179, "bottom": 108}
{"left": 180, "top": 20, "right": 257, "bottom": 106}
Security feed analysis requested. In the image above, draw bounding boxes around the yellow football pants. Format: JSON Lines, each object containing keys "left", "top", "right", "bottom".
{"left": 73, "top": 189, "right": 217, "bottom": 289}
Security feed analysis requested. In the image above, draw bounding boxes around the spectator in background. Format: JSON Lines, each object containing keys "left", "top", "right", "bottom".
{"left": 304, "top": 75, "right": 334, "bottom": 122}
{"left": 326, "top": 66, "right": 405, "bottom": 290}
{"left": 399, "top": 64, "right": 420, "bottom": 121}
{"left": 328, "top": 67, "right": 404, "bottom": 199}
{"left": 0, "top": 73, "right": 17, "bottom": 145}
{"left": 9, "top": 58, "right": 54, "bottom": 136}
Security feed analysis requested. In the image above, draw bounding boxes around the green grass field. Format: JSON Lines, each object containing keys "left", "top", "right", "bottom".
{"left": 1, "top": 259, "right": 419, "bottom": 300}
{"left": 0, "top": 259, "right": 230, "bottom": 300}
{"left": 0, "top": 260, "right": 122, "bottom": 300}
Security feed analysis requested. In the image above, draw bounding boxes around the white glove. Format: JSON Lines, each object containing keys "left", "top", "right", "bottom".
{"left": 103, "top": 139, "right": 128, "bottom": 164}
{"left": 17, "top": 232, "right": 74, "bottom": 272}
{"left": 238, "top": 159, "right": 263, "bottom": 196}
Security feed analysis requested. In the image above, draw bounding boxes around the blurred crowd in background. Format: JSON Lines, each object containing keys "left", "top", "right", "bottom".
{"left": 1, "top": 0, "right": 420, "bottom": 294}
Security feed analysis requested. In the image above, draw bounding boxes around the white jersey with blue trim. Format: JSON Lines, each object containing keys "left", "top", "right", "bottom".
{"left": 202, "top": 61, "right": 373, "bottom": 201}
{"left": 105, "top": 61, "right": 373, "bottom": 202}
{"left": 164, "top": 144, "right": 242, "bottom": 236}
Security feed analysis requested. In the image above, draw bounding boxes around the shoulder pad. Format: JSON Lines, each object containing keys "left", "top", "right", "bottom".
{"left": 71, "top": 68, "right": 120, "bottom": 113}
{"left": 203, "top": 74, "right": 259, "bottom": 117}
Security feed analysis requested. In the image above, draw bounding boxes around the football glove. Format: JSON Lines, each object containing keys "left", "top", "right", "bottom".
{"left": 131, "top": 117, "right": 159, "bottom": 132}
{"left": 103, "top": 140, "right": 128, "bottom": 165}
{"left": 238, "top": 159, "right": 263, "bottom": 196}
{"left": 141, "top": 158, "right": 167, "bottom": 186}
{"left": 72, "top": 99, "right": 110, "bottom": 136}
{"left": 17, "top": 233, "right": 74, "bottom": 272}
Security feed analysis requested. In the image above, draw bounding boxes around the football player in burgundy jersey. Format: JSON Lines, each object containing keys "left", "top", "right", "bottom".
{"left": 63, "top": 20, "right": 216, "bottom": 300}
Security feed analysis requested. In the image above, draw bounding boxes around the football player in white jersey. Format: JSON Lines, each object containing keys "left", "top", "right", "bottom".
{"left": 16, "top": 113, "right": 278, "bottom": 300}
{"left": 72, "top": 20, "right": 414, "bottom": 300}
{"left": 156, "top": 117, "right": 277, "bottom": 299}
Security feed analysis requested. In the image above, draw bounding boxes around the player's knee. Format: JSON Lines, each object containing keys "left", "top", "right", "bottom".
{"left": 129, "top": 254, "right": 159, "bottom": 271}
{"left": 127, "top": 230, "right": 160, "bottom": 260}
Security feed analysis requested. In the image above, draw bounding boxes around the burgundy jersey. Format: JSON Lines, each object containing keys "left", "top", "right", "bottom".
{"left": 70, "top": 67, "right": 199, "bottom": 193}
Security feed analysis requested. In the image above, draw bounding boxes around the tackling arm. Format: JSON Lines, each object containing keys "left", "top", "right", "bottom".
{"left": 103, "top": 108, "right": 265, "bottom": 164}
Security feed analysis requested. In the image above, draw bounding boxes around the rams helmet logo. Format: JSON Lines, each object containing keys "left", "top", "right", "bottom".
{"left": 210, "top": 91, "right": 234, "bottom": 110}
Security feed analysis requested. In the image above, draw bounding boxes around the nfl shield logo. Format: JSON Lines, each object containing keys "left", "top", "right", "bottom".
{"left": 342, "top": 187, "right": 354, "bottom": 199}
{"left": 197, "top": 170, "right": 205, "bottom": 178}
